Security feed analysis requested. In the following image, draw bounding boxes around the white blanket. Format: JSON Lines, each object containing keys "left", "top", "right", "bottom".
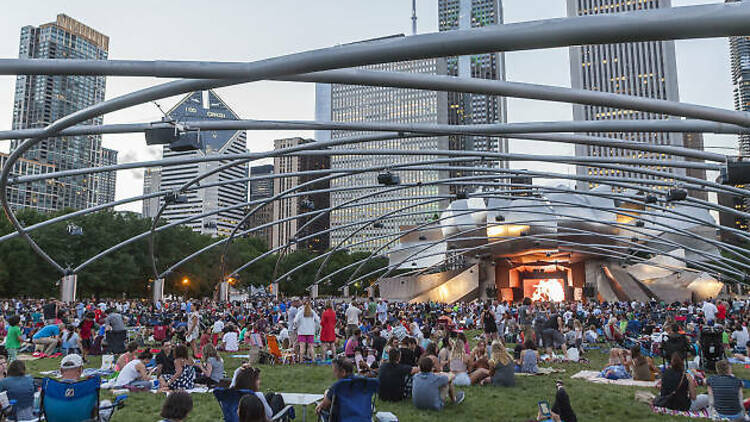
{"left": 571, "top": 370, "right": 657, "bottom": 387}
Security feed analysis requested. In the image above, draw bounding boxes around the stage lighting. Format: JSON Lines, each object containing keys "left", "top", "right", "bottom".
{"left": 666, "top": 188, "right": 687, "bottom": 202}
{"left": 144, "top": 126, "right": 179, "bottom": 145}
{"left": 377, "top": 172, "right": 400, "bottom": 186}
{"left": 456, "top": 192, "right": 469, "bottom": 200}
{"left": 722, "top": 159, "right": 750, "bottom": 185}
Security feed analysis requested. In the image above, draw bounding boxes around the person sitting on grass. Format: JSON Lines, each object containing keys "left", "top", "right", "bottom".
{"left": 537, "top": 380, "right": 577, "bottom": 422}
{"left": 113, "top": 350, "right": 153, "bottom": 390}
{"left": 159, "top": 344, "right": 195, "bottom": 392}
{"left": 707, "top": 360, "right": 746, "bottom": 421}
{"left": 115, "top": 341, "right": 138, "bottom": 371}
{"left": 195, "top": 344, "right": 224, "bottom": 387}
{"left": 518, "top": 339, "right": 539, "bottom": 374}
{"left": 628, "top": 345, "right": 658, "bottom": 381}
{"left": 412, "top": 356, "right": 465, "bottom": 411}
{"left": 238, "top": 394, "right": 267, "bottom": 422}
{"left": 0, "top": 360, "right": 35, "bottom": 420}
{"left": 449, "top": 339, "right": 489, "bottom": 386}
{"left": 316, "top": 357, "right": 357, "bottom": 420}
{"left": 220, "top": 324, "right": 240, "bottom": 353}
{"left": 377, "top": 348, "right": 418, "bottom": 402}
{"left": 488, "top": 340, "right": 515, "bottom": 387}
{"left": 159, "top": 390, "right": 193, "bottom": 422}
{"left": 155, "top": 342, "right": 175, "bottom": 377}
{"left": 655, "top": 352, "right": 709, "bottom": 411}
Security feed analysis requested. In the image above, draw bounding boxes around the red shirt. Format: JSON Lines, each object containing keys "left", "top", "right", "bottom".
{"left": 717, "top": 304, "right": 727, "bottom": 320}
{"left": 80, "top": 319, "right": 94, "bottom": 340}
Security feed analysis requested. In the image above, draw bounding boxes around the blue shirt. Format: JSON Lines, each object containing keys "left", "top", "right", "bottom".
{"left": 33, "top": 324, "right": 60, "bottom": 339}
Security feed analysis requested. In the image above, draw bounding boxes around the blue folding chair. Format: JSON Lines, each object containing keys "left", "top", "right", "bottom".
{"left": 213, "top": 388, "right": 294, "bottom": 422}
{"left": 40, "top": 376, "right": 126, "bottom": 422}
{"left": 323, "top": 377, "right": 378, "bottom": 422}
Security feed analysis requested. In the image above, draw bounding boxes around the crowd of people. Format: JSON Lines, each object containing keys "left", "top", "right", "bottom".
{"left": 0, "top": 295, "right": 747, "bottom": 421}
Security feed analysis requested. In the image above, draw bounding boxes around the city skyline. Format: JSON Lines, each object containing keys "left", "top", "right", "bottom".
{"left": 0, "top": 0, "right": 735, "bottom": 213}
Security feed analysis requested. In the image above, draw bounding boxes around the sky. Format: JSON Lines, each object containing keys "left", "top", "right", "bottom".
{"left": 0, "top": 0, "right": 736, "bottom": 212}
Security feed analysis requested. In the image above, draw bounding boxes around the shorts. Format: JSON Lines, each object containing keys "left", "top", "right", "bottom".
{"left": 297, "top": 335, "right": 314, "bottom": 344}
{"left": 82, "top": 338, "right": 92, "bottom": 349}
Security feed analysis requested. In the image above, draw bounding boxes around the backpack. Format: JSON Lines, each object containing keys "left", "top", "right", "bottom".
{"left": 265, "top": 392, "right": 294, "bottom": 421}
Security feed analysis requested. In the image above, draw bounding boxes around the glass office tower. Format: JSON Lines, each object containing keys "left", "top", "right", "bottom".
{"left": 10, "top": 14, "right": 117, "bottom": 211}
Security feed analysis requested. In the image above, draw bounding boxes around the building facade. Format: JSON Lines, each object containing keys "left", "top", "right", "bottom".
{"left": 246, "top": 164, "right": 274, "bottom": 247}
{"left": 682, "top": 132, "right": 708, "bottom": 202}
{"left": 0, "top": 152, "right": 57, "bottom": 212}
{"left": 728, "top": 0, "right": 750, "bottom": 156}
{"left": 142, "top": 167, "right": 162, "bottom": 219}
{"left": 316, "top": 52, "right": 449, "bottom": 252}
{"left": 438, "top": 0, "right": 508, "bottom": 175}
{"left": 567, "top": 0, "right": 688, "bottom": 190}
{"left": 151, "top": 90, "right": 248, "bottom": 237}
{"left": 272, "top": 138, "right": 330, "bottom": 253}
{"left": 10, "top": 14, "right": 117, "bottom": 211}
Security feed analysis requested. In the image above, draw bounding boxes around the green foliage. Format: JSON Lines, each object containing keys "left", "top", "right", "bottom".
{"left": 0, "top": 209, "right": 388, "bottom": 298}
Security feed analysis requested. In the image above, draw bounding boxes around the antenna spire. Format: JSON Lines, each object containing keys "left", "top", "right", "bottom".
{"left": 411, "top": 0, "right": 417, "bottom": 35}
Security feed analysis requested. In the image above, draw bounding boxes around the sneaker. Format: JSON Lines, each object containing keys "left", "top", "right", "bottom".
{"left": 454, "top": 391, "right": 465, "bottom": 405}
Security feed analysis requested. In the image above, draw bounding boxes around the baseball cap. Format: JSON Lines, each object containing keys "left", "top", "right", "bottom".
{"left": 60, "top": 354, "right": 83, "bottom": 369}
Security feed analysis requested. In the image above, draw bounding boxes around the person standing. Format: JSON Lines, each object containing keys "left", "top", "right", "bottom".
{"left": 294, "top": 301, "right": 320, "bottom": 361}
{"left": 186, "top": 305, "right": 201, "bottom": 358}
{"left": 320, "top": 302, "right": 337, "bottom": 359}
{"left": 377, "top": 300, "right": 388, "bottom": 325}
{"left": 345, "top": 301, "right": 362, "bottom": 339}
{"left": 104, "top": 308, "right": 127, "bottom": 354}
{"left": 4, "top": 315, "right": 22, "bottom": 363}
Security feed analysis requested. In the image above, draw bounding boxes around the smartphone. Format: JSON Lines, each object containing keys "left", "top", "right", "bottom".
{"left": 538, "top": 401, "right": 552, "bottom": 418}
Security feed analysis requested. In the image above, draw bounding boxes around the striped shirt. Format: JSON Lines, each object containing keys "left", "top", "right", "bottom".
{"left": 707, "top": 375, "right": 743, "bottom": 415}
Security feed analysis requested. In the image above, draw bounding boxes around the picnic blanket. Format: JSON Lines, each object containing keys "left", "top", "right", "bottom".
{"left": 150, "top": 386, "right": 209, "bottom": 394}
{"left": 516, "top": 367, "right": 566, "bottom": 376}
{"left": 728, "top": 357, "right": 750, "bottom": 365}
{"left": 651, "top": 405, "right": 711, "bottom": 419}
{"left": 571, "top": 370, "right": 658, "bottom": 387}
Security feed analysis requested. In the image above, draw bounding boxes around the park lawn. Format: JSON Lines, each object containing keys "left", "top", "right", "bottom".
{"left": 21, "top": 334, "right": 750, "bottom": 422}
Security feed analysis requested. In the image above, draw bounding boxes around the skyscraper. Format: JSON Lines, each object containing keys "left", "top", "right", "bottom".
{"left": 728, "top": 0, "right": 750, "bottom": 156}
{"left": 566, "top": 0, "right": 687, "bottom": 190}
{"left": 142, "top": 167, "right": 162, "bottom": 219}
{"left": 438, "top": 0, "right": 508, "bottom": 175}
{"left": 152, "top": 90, "right": 248, "bottom": 237}
{"left": 682, "top": 133, "right": 708, "bottom": 201}
{"left": 272, "top": 137, "right": 330, "bottom": 253}
{"left": 316, "top": 48, "right": 449, "bottom": 253}
{"left": 246, "top": 164, "right": 274, "bottom": 247}
{"left": 0, "top": 153, "right": 57, "bottom": 212}
{"left": 10, "top": 14, "right": 117, "bottom": 211}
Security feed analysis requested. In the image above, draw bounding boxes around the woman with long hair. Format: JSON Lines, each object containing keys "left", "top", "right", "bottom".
{"left": 449, "top": 339, "right": 489, "bottom": 386}
{"left": 293, "top": 301, "right": 320, "bottom": 361}
{"left": 481, "top": 303, "right": 498, "bottom": 341}
{"left": 196, "top": 344, "right": 224, "bottom": 387}
{"left": 656, "top": 352, "right": 708, "bottom": 411}
{"left": 488, "top": 340, "right": 515, "bottom": 387}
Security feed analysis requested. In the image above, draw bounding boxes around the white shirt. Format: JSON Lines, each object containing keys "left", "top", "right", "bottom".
{"left": 703, "top": 302, "right": 718, "bottom": 321}
{"left": 222, "top": 331, "right": 239, "bottom": 352}
{"left": 732, "top": 326, "right": 750, "bottom": 348}
{"left": 294, "top": 310, "right": 320, "bottom": 336}
{"left": 212, "top": 320, "right": 225, "bottom": 334}
{"left": 114, "top": 359, "right": 143, "bottom": 387}
{"left": 346, "top": 305, "right": 362, "bottom": 325}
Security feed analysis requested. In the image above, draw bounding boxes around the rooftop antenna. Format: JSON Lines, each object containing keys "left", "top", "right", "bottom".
{"left": 411, "top": 0, "right": 417, "bottom": 35}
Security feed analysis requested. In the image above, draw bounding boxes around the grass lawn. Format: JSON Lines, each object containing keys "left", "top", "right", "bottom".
{"left": 20, "top": 333, "right": 750, "bottom": 422}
